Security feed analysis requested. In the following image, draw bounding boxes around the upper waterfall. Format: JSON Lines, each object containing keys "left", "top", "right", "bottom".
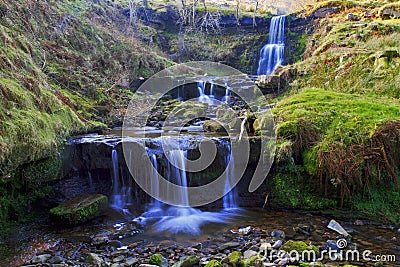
{"left": 257, "top": 15, "right": 286, "bottom": 75}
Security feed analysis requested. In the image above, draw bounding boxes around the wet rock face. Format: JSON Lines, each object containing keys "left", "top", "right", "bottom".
{"left": 54, "top": 134, "right": 267, "bottom": 209}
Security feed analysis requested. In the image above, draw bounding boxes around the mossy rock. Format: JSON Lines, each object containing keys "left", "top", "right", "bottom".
{"left": 50, "top": 194, "right": 108, "bottom": 225}
{"left": 204, "top": 259, "right": 222, "bottom": 267}
{"left": 173, "top": 255, "right": 200, "bottom": 267}
{"left": 222, "top": 251, "right": 242, "bottom": 267}
{"left": 280, "top": 240, "right": 319, "bottom": 254}
{"left": 240, "top": 255, "right": 261, "bottom": 267}
{"left": 149, "top": 253, "right": 168, "bottom": 267}
{"left": 203, "top": 120, "right": 226, "bottom": 132}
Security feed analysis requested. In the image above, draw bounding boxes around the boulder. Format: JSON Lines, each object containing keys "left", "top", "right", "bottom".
{"left": 149, "top": 253, "right": 168, "bottom": 267}
{"left": 174, "top": 255, "right": 200, "bottom": 267}
{"left": 203, "top": 120, "right": 226, "bottom": 133}
{"left": 86, "top": 253, "right": 104, "bottom": 265}
{"left": 222, "top": 251, "right": 241, "bottom": 267}
{"left": 256, "top": 67, "right": 297, "bottom": 95}
{"left": 50, "top": 194, "right": 108, "bottom": 225}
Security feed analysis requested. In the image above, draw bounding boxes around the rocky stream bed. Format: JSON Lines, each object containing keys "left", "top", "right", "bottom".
{"left": 4, "top": 209, "right": 400, "bottom": 267}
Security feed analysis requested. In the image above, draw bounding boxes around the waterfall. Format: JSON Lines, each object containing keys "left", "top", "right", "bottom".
{"left": 197, "top": 81, "right": 215, "bottom": 104}
{"left": 150, "top": 154, "right": 161, "bottom": 210}
{"left": 223, "top": 143, "right": 238, "bottom": 209}
{"left": 110, "top": 149, "right": 132, "bottom": 214}
{"left": 257, "top": 15, "right": 286, "bottom": 75}
{"left": 167, "top": 150, "right": 189, "bottom": 207}
{"left": 221, "top": 81, "right": 231, "bottom": 102}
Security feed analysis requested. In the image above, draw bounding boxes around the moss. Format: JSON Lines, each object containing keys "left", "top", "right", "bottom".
{"left": 205, "top": 260, "right": 222, "bottom": 267}
{"left": 227, "top": 251, "right": 242, "bottom": 264}
{"left": 270, "top": 164, "right": 337, "bottom": 209}
{"left": 351, "top": 179, "right": 400, "bottom": 223}
{"left": 49, "top": 194, "right": 108, "bottom": 225}
{"left": 281, "top": 240, "right": 319, "bottom": 254}
{"left": 149, "top": 253, "right": 165, "bottom": 266}
{"left": 240, "top": 255, "right": 260, "bottom": 267}
{"left": 275, "top": 88, "right": 400, "bottom": 146}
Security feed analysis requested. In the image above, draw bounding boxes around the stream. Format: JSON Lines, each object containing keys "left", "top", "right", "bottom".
{"left": 4, "top": 207, "right": 400, "bottom": 266}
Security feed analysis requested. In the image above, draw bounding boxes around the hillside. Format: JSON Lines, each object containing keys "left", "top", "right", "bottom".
{"left": 0, "top": 0, "right": 399, "bottom": 264}
{"left": 0, "top": 0, "right": 172, "bottom": 232}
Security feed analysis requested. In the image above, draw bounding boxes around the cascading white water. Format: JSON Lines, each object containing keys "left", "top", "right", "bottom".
{"left": 221, "top": 81, "right": 231, "bottom": 102}
{"left": 257, "top": 15, "right": 286, "bottom": 75}
{"left": 135, "top": 143, "right": 240, "bottom": 234}
{"left": 197, "top": 81, "right": 214, "bottom": 104}
{"left": 150, "top": 154, "right": 161, "bottom": 210}
{"left": 110, "top": 149, "right": 132, "bottom": 214}
{"left": 167, "top": 150, "right": 189, "bottom": 207}
{"left": 223, "top": 144, "right": 238, "bottom": 209}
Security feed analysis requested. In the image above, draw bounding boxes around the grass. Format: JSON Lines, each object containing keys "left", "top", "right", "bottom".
{"left": 273, "top": 88, "right": 400, "bottom": 205}
{"left": 275, "top": 88, "right": 400, "bottom": 145}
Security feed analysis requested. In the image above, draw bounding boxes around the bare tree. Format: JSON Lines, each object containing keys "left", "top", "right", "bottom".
{"left": 177, "top": 0, "right": 220, "bottom": 33}
{"left": 128, "top": 0, "right": 139, "bottom": 28}
{"left": 252, "top": 0, "right": 260, "bottom": 29}
{"left": 235, "top": 0, "right": 241, "bottom": 26}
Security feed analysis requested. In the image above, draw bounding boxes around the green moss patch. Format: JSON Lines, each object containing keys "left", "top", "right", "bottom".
{"left": 50, "top": 194, "right": 108, "bottom": 225}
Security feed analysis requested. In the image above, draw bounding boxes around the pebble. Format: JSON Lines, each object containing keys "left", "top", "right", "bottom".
{"left": 113, "top": 255, "right": 125, "bottom": 262}
{"left": 125, "top": 257, "right": 138, "bottom": 266}
{"left": 218, "top": 242, "right": 240, "bottom": 251}
{"left": 48, "top": 255, "right": 65, "bottom": 264}
{"left": 243, "top": 250, "right": 258, "bottom": 259}
{"left": 31, "top": 254, "right": 52, "bottom": 264}
{"left": 272, "top": 240, "right": 283, "bottom": 249}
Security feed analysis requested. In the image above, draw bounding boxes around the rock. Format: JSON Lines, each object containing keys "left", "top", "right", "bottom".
{"left": 323, "top": 240, "right": 340, "bottom": 251}
{"left": 203, "top": 120, "right": 225, "bottom": 133}
{"left": 256, "top": 67, "right": 297, "bottom": 95}
{"left": 108, "top": 240, "right": 124, "bottom": 248}
{"left": 218, "top": 242, "right": 241, "bottom": 251}
{"left": 347, "top": 13, "right": 359, "bottom": 21}
{"left": 354, "top": 220, "right": 364, "bottom": 226}
{"left": 238, "top": 226, "right": 252, "bottom": 235}
{"left": 270, "top": 230, "right": 285, "bottom": 240}
{"left": 222, "top": 251, "right": 241, "bottom": 266}
{"left": 139, "top": 265, "right": 160, "bottom": 267}
{"left": 240, "top": 255, "right": 261, "bottom": 267}
{"left": 280, "top": 240, "right": 318, "bottom": 254}
{"left": 113, "top": 255, "right": 125, "bottom": 263}
{"left": 92, "top": 235, "right": 110, "bottom": 246}
{"left": 363, "top": 11, "right": 374, "bottom": 18}
{"left": 379, "top": 7, "right": 400, "bottom": 19}
{"left": 32, "top": 254, "right": 52, "bottom": 264}
{"left": 49, "top": 194, "right": 108, "bottom": 225}
{"left": 112, "top": 264, "right": 121, "bottom": 267}
{"left": 312, "top": 7, "right": 337, "bottom": 18}
{"left": 174, "top": 255, "right": 200, "bottom": 267}
{"left": 327, "top": 219, "right": 349, "bottom": 237}
{"left": 124, "top": 257, "right": 139, "bottom": 266}
{"left": 204, "top": 259, "right": 222, "bottom": 267}
{"left": 86, "top": 253, "right": 104, "bottom": 265}
{"left": 259, "top": 242, "right": 272, "bottom": 251}
{"left": 48, "top": 255, "right": 65, "bottom": 264}
{"left": 149, "top": 253, "right": 168, "bottom": 267}
{"left": 272, "top": 240, "right": 283, "bottom": 249}
{"left": 243, "top": 250, "right": 258, "bottom": 259}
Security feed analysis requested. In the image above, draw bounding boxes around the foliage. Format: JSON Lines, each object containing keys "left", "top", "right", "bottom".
{"left": 351, "top": 179, "right": 400, "bottom": 223}
{"left": 270, "top": 164, "right": 337, "bottom": 209}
